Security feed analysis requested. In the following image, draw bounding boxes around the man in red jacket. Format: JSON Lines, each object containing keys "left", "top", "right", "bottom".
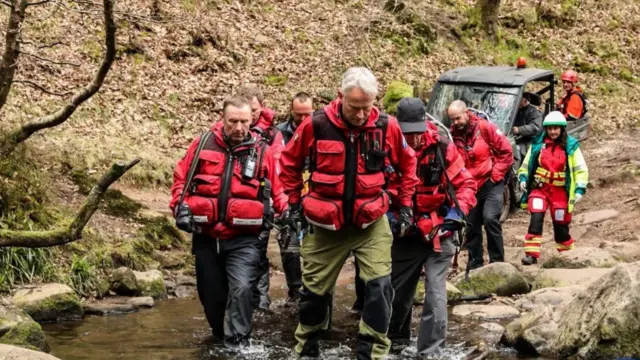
{"left": 448, "top": 100, "right": 513, "bottom": 269}
{"left": 388, "top": 98, "right": 477, "bottom": 355}
{"left": 169, "top": 96, "right": 288, "bottom": 348}
{"left": 279, "top": 67, "right": 419, "bottom": 359}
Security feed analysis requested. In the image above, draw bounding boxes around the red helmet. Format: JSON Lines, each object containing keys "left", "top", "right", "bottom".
{"left": 561, "top": 70, "right": 578, "bottom": 83}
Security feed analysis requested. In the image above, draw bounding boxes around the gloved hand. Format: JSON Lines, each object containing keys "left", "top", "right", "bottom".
{"left": 398, "top": 206, "right": 413, "bottom": 238}
{"left": 441, "top": 207, "right": 464, "bottom": 231}
{"left": 386, "top": 211, "right": 400, "bottom": 237}
{"left": 175, "top": 203, "right": 196, "bottom": 233}
{"left": 520, "top": 181, "right": 527, "bottom": 192}
{"left": 575, "top": 193, "right": 583, "bottom": 203}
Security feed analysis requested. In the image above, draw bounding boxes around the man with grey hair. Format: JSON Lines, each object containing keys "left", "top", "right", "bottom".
{"left": 279, "top": 67, "right": 419, "bottom": 359}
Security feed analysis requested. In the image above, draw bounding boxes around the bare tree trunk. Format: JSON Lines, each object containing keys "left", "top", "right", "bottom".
{"left": 0, "top": 0, "right": 28, "bottom": 111}
{"left": 477, "top": 0, "right": 501, "bottom": 36}
{"left": 0, "top": 0, "right": 117, "bottom": 157}
{"left": 0, "top": 159, "right": 140, "bottom": 248}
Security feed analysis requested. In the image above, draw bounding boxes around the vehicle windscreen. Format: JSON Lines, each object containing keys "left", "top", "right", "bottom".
{"left": 426, "top": 83, "right": 520, "bottom": 134}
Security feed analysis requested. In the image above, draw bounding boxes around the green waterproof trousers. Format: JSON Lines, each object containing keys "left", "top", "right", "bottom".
{"left": 294, "top": 216, "right": 394, "bottom": 360}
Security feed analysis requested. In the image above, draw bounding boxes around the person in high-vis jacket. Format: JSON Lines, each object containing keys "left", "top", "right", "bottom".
{"left": 518, "top": 111, "right": 589, "bottom": 265}
{"left": 169, "top": 96, "right": 289, "bottom": 348}
{"left": 556, "top": 70, "right": 587, "bottom": 121}
{"left": 387, "top": 98, "right": 477, "bottom": 355}
{"left": 279, "top": 67, "right": 419, "bottom": 359}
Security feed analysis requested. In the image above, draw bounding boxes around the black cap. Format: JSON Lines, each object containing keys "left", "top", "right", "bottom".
{"left": 396, "top": 97, "right": 427, "bottom": 133}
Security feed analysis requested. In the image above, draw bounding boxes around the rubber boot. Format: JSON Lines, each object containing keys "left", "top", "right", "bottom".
{"left": 521, "top": 255, "right": 538, "bottom": 266}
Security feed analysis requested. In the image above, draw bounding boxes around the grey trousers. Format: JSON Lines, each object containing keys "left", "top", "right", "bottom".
{"left": 388, "top": 234, "right": 455, "bottom": 355}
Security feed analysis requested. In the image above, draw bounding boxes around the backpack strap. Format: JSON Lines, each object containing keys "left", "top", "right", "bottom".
{"left": 176, "top": 131, "right": 213, "bottom": 212}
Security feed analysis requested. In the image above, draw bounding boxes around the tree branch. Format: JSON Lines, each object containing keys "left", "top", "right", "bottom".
{"left": 1, "top": 0, "right": 116, "bottom": 154}
{"left": 0, "top": 159, "right": 141, "bottom": 248}
{"left": 0, "top": 0, "right": 12, "bottom": 7}
{"left": 0, "top": 0, "right": 28, "bottom": 111}
{"left": 19, "top": 50, "right": 81, "bottom": 66}
{"left": 25, "top": 0, "right": 52, "bottom": 6}
{"left": 12, "top": 79, "right": 72, "bottom": 96}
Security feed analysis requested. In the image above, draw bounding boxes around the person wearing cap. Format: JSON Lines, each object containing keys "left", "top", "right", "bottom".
{"left": 518, "top": 111, "right": 588, "bottom": 265}
{"left": 556, "top": 70, "right": 587, "bottom": 121}
{"left": 388, "top": 98, "right": 477, "bottom": 355}
{"left": 512, "top": 92, "right": 543, "bottom": 164}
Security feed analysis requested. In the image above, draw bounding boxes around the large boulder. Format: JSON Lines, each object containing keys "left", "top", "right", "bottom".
{"left": 0, "top": 344, "right": 61, "bottom": 360}
{"left": 83, "top": 296, "right": 154, "bottom": 316}
{"left": 573, "top": 209, "right": 619, "bottom": 225}
{"left": 0, "top": 302, "right": 45, "bottom": 351}
{"left": 454, "top": 263, "right": 530, "bottom": 297}
{"left": 515, "top": 286, "right": 583, "bottom": 312}
{"left": 133, "top": 270, "right": 167, "bottom": 300}
{"left": 600, "top": 240, "right": 640, "bottom": 262}
{"left": 452, "top": 304, "right": 520, "bottom": 320}
{"left": 109, "top": 267, "right": 139, "bottom": 296}
{"left": 541, "top": 247, "right": 619, "bottom": 269}
{"left": 502, "top": 262, "right": 640, "bottom": 358}
{"left": 478, "top": 323, "right": 505, "bottom": 345}
{"left": 531, "top": 267, "right": 611, "bottom": 290}
{"left": 11, "top": 284, "right": 82, "bottom": 323}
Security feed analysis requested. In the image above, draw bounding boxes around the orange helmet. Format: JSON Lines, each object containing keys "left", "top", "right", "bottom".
{"left": 561, "top": 70, "right": 578, "bottom": 84}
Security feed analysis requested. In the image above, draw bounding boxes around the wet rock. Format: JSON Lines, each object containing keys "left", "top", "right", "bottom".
{"left": 573, "top": 209, "right": 619, "bottom": 225}
{"left": 413, "top": 281, "right": 461, "bottom": 305}
{"left": 133, "top": 270, "right": 167, "bottom": 300}
{"left": 532, "top": 267, "right": 611, "bottom": 290}
{"left": 11, "top": 284, "right": 83, "bottom": 322}
{"left": 176, "top": 274, "right": 197, "bottom": 286}
{"left": 164, "top": 280, "right": 176, "bottom": 292}
{"left": 0, "top": 301, "right": 46, "bottom": 351}
{"left": 174, "top": 286, "right": 196, "bottom": 299}
{"left": 454, "top": 263, "right": 529, "bottom": 297}
{"left": 109, "top": 267, "right": 139, "bottom": 296}
{"left": 83, "top": 296, "right": 154, "bottom": 316}
{"left": 541, "top": 247, "right": 619, "bottom": 269}
{"left": 479, "top": 323, "right": 505, "bottom": 345}
{"left": 501, "top": 305, "right": 559, "bottom": 355}
{"left": 0, "top": 344, "right": 61, "bottom": 359}
{"left": 515, "top": 286, "right": 583, "bottom": 312}
{"left": 453, "top": 304, "right": 520, "bottom": 320}
{"left": 503, "top": 262, "right": 640, "bottom": 358}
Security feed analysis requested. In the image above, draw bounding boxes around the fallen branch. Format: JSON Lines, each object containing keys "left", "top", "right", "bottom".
{"left": 0, "top": 158, "right": 141, "bottom": 248}
{"left": 20, "top": 50, "right": 81, "bottom": 67}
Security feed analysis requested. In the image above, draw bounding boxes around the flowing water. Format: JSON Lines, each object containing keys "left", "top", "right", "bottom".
{"left": 43, "top": 283, "right": 525, "bottom": 360}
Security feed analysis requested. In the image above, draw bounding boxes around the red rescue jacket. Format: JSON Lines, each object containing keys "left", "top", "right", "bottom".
{"left": 169, "top": 125, "right": 287, "bottom": 240}
{"left": 253, "top": 107, "right": 276, "bottom": 131}
{"left": 451, "top": 111, "right": 513, "bottom": 188}
{"left": 388, "top": 123, "right": 477, "bottom": 250}
{"left": 279, "top": 99, "right": 419, "bottom": 231}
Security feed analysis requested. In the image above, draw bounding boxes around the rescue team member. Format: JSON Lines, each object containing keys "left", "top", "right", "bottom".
{"left": 512, "top": 92, "right": 542, "bottom": 163}
{"left": 448, "top": 100, "right": 513, "bottom": 270}
{"left": 518, "top": 111, "right": 588, "bottom": 265}
{"left": 169, "top": 96, "right": 289, "bottom": 347}
{"left": 556, "top": 70, "right": 587, "bottom": 121}
{"left": 272, "top": 92, "right": 314, "bottom": 306}
{"left": 235, "top": 85, "right": 284, "bottom": 311}
{"left": 279, "top": 67, "right": 419, "bottom": 359}
{"left": 388, "top": 98, "right": 477, "bottom": 355}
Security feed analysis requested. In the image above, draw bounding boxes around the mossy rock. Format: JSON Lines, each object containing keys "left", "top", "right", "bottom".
{"left": 12, "top": 284, "right": 83, "bottom": 323}
{"left": 133, "top": 270, "right": 167, "bottom": 300}
{"left": 454, "top": 263, "right": 530, "bottom": 297}
{"left": 382, "top": 81, "right": 413, "bottom": 115}
{"left": 413, "top": 281, "right": 461, "bottom": 305}
{"left": 0, "top": 303, "right": 46, "bottom": 351}
{"left": 110, "top": 267, "right": 139, "bottom": 296}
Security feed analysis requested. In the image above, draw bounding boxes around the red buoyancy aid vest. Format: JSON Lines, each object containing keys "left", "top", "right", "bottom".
{"left": 185, "top": 135, "right": 269, "bottom": 238}
{"left": 453, "top": 119, "right": 492, "bottom": 186}
{"left": 414, "top": 139, "right": 452, "bottom": 252}
{"left": 302, "top": 110, "right": 390, "bottom": 231}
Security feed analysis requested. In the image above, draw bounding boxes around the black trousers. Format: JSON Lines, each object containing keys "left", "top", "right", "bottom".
{"left": 193, "top": 234, "right": 261, "bottom": 347}
{"left": 466, "top": 179, "right": 505, "bottom": 268}
{"left": 252, "top": 231, "right": 271, "bottom": 310}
